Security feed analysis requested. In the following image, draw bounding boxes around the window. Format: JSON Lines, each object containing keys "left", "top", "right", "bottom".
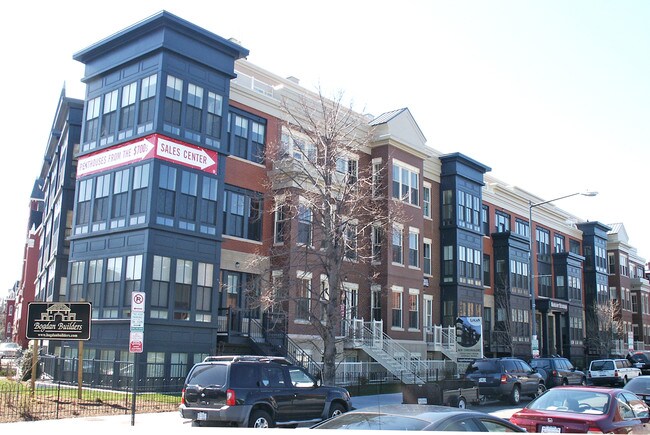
{"left": 297, "top": 202, "right": 312, "bottom": 246}
{"left": 87, "top": 259, "right": 103, "bottom": 318}
{"left": 345, "top": 222, "right": 358, "bottom": 260}
{"left": 69, "top": 261, "right": 85, "bottom": 302}
{"left": 104, "top": 257, "right": 122, "bottom": 318}
{"left": 481, "top": 205, "right": 490, "bottom": 236}
{"left": 178, "top": 171, "right": 197, "bottom": 231}
{"left": 138, "top": 74, "right": 157, "bottom": 134}
{"left": 423, "top": 239, "right": 432, "bottom": 276}
{"left": 228, "top": 110, "right": 266, "bottom": 164}
{"left": 423, "top": 183, "right": 431, "bottom": 218}
{"left": 442, "top": 190, "right": 453, "bottom": 225}
{"left": 170, "top": 353, "right": 188, "bottom": 378}
{"left": 620, "top": 253, "right": 629, "bottom": 276}
{"left": 392, "top": 160, "right": 419, "bottom": 206}
{"left": 100, "top": 89, "right": 118, "bottom": 146}
{"left": 83, "top": 96, "right": 101, "bottom": 150}
{"left": 296, "top": 272, "right": 311, "bottom": 321}
{"left": 274, "top": 200, "right": 288, "bottom": 244}
{"left": 408, "top": 229, "right": 419, "bottom": 268}
{"left": 336, "top": 157, "right": 358, "bottom": 185}
{"left": 157, "top": 165, "right": 176, "bottom": 226}
{"left": 223, "top": 187, "right": 263, "bottom": 241}
{"left": 111, "top": 168, "right": 129, "bottom": 228}
{"left": 371, "top": 285, "right": 382, "bottom": 321}
{"left": 196, "top": 262, "right": 213, "bottom": 322}
{"left": 185, "top": 83, "right": 203, "bottom": 141}
{"left": 130, "top": 164, "right": 149, "bottom": 225}
{"left": 408, "top": 290, "right": 419, "bottom": 329}
{"left": 199, "top": 177, "right": 218, "bottom": 235}
{"left": 443, "top": 245, "right": 454, "bottom": 282}
{"left": 483, "top": 254, "right": 491, "bottom": 286}
{"left": 146, "top": 352, "right": 165, "bottom": 378}
{"left": 515, "top": 219, "right": 529, "bottom": 237}
{"left": 281, "top": 131, "right": 315, "bottom": 162}
{"left": 75, "top": 178, "right": 92, "bottom": 234}
{"left": 495, "top": 211, "right": 510, "bottom": 232}
{"left": 392, "top": 287, "right": 403, "bottom": 328}
{"left": 536, "top": 227, "right": 551, "bottom": 260}
{"left": 174, "top": 259, "right": 192, "bottom": 320}
{"left": 554, "top": 234, "right": 565, "bottom": 253}
{"left": 118, "top": 82, "right": 137, "bottom": 140}
{"left": 392, "top": 224, "right": 403, "bottom": 264}
{"left": 164, "top": 75, "right": 183, "bottom": 134}
{"left": 91, "top": 174, "right": 110, "bottom": 231}
{"left": 457, "top": 190, "right": 481, "bottom": 230}
{"left": 124, "top": 254, "right": 142, "bottom": 316}
{"left": 151, "top": 255, "right": 171, "bottom": 319}
{"left": 372, "top": 158, "right": 383, "bottom": 197}
{"left": 206, "top": 91, "right": 223, "bottom": 146}
{"left": 372, "top": 225, "right": 383, "bottom": 263}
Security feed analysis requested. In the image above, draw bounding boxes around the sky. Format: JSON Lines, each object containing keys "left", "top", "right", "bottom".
{"left": 2, "top": 0, "right": 649, "bottom": 296}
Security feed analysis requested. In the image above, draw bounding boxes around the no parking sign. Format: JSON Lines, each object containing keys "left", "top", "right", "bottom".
{"left": 129, "top": 292, "right": 145, "bottom": 353}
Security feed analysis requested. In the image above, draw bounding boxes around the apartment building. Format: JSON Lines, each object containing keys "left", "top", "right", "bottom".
{"left": 14, "top": 11, "right": 647, "bottom": 381}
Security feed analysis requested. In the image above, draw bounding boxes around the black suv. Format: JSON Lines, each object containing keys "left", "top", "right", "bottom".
{"left": 464, "top": 357, "right": 546, "bottom": 405}
{"left": 179, "top": 355, "right": 352, "bottom": 427}
{"left": 529, "top": 356, "right": 587, "bottom": 388}
{"left": 628, "top": 351, "right": 650, "bottom": 375}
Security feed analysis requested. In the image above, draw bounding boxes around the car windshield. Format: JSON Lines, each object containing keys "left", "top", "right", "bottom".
{"left": 527, "top": 389, "right": 609, "bottom": 415}
{"left": 466, "top": 361, "right": 499, "bottom": 374}
{"left": 186, "top": 364, "right": 227, "bottom": 387}
{"left": 314, "top": 413, "right": 430, "bottom": 430}
{"left": 530, "top": 359, "right": 552, "bottom": 370}
{"left": 0, "top": 343, "right": 19, "bottom": 349}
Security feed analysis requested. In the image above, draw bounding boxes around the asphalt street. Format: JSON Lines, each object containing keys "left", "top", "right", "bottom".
{"left": 0, "top": 392, "right": 526, "bottom": 433}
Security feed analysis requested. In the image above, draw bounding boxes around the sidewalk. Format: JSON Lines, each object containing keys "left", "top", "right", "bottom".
{"left": 0, "top": 393, "right": 404, "bottom": 431}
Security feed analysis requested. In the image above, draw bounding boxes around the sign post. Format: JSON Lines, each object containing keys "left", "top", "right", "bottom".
{"left": 26, "top": 302, "right": 92, "bottom": 397}
{"left": 129, "top": 292, "right": 145, "bottom": 426}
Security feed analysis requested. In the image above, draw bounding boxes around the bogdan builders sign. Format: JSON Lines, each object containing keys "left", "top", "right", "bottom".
{"left": 76, "top": 134, "right": 218, "bottom": 178}
{"left": 26, "top": 302, "right": 91, "bottom": 341}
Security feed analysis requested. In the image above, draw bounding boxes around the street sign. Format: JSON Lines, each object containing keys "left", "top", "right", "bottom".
{"left": 129, "top": 292, "right": 145, "bottom": 353}
{"left": 26, "top": 302, "right": 92, "bottom": 340}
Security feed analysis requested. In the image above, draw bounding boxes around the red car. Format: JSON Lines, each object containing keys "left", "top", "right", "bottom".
{"left": 509, "top": 386, "right": 650, "bottom": 433}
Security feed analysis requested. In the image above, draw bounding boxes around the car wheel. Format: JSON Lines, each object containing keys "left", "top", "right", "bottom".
{"left": 562, "top": 378, "right": 569, "bottom": 386}
{"left": 580, "top": 377, "right": 587, "bottom": 386}
{"left": 509, "top": 385, "right": 521, "bottom": 405}
{"left": 328, "top": 403, "right": 346, "bottom": 418}
{"left": 622, "top": 376, "right": 628, "bottom": 386}
{"left": 249, "top": 409, "right": 275, "bottom": 428}
{"left": 456, "top": 396, "right": 467, "bottom": 409}
{"left": 535, "top": 383, "right": 546, "bottom": 398}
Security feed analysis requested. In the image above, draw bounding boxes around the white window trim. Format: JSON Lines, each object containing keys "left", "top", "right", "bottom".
{"left": 423, "top": 182, "right": 432, "bottom": 220}
{"left": 392, "top": 223, "right": 404, "bottom": 267}
{"left": 423, "top": 237, "right": 433, "bottom": 277}
{"left": 391, "top": 285, "right": 404, "bottom": 331}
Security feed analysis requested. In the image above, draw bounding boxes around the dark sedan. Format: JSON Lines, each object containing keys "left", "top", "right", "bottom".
{"left": 624, "top": 375, "right": 650, "bottom": 406}
{"left": 311, "top": 404, "right": 525, "bottom": 432}
{"left": 510, "top": 386, "right": 650, "bottom": 433}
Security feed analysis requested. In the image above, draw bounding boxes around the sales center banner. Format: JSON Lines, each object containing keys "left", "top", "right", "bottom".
{"left": 77, "top": 134, "right": 218, "bottom": 178}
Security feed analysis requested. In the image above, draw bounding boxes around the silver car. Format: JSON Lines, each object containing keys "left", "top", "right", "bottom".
{"left": 0, "top": 342, "right": 22, "bottom": 358}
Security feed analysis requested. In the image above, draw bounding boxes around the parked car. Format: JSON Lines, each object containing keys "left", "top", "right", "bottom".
{"left": 510, "top": 386, "right": 650, "bottom": 433}
{"left": 628, "top": 351, "right": 650, "bottom": 375}
{"left": 310, "top": 404, "right": 526, "bottom": 432}
{"left": 179, "top": 355, "right": 352, "bottom": 427}
{"left": 464, "top": 357, "right": 546, "bottom": 405}
{"left": 588, "top": 358, "right": 641, "bottom": 386}
{"left": 624, "top": 375, "right": 650, "bottom": 406}
{"left": 0, "top": 342, "right": 22, "bottom": 358}
{"left": 529, "top": 356, "right": 587, "bottom": 387}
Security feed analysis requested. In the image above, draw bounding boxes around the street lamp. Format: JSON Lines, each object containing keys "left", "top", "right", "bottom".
{"left": 528, "top": 191, "right": 598, "bottom": 358}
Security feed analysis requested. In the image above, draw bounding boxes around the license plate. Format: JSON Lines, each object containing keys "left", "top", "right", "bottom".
{"left": 540, "top": 425, "right": 561, "bottom": 433}
{"left": 479, "top": 377, "right": 486, "bottom": 383}
{"left": 417, "top": 397, "right": 427, "bottom": 405}
{"left": 197, "top": 412, "right": 207, "bottom": 421}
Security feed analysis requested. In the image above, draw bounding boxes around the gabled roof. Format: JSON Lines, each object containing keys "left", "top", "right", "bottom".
{"left": 369, "top": 108, "right": 428, "bottom": 154}
{"left": 608, "top": 223, "right": 630, "bottom": 244}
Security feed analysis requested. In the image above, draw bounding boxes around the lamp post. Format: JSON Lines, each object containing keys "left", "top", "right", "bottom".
{"left": 528, "top": 191, "right": 597, "bottom": 358}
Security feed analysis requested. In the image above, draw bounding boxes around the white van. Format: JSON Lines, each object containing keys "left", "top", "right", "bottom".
{"left": 588, "top": 358, "right": 641, "bottom": 386}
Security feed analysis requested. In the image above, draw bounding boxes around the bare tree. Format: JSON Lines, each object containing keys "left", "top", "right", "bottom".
{"left": 492, "top": 260, "right": 515, "bottom": 357}
{"left": 248, "top": 88, "right": 401, "bottom": 385}
{"left": 585, "top": 300, "right": 625, "bottom": 358}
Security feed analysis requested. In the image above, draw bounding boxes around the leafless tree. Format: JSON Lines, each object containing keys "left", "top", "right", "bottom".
{"left": 247, "top": 88, "right": 402, "bottom": 385}
{"left": 585, "top": 300, "right": 625, "bottom": 358}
